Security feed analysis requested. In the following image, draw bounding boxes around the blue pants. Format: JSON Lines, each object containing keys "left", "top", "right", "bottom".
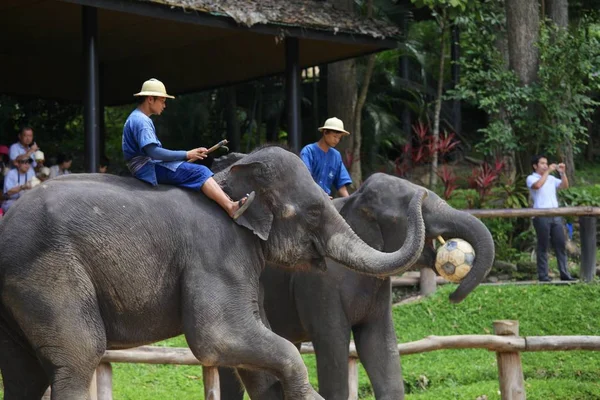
{"left": 156, "top": 162, "right": 213, "bottom": 191}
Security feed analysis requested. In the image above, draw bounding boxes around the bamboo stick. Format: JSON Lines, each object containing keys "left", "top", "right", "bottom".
{"left": 203, "top": 367, "right": 220, "bottom": 400}
{"left": 347, "top": 357, "right": 359, "bottom": 400}
{"left": 464, "top": 206, "right": 600, "bottom": 218}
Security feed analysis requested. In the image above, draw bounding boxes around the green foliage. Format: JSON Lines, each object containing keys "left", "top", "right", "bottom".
{"left": 558, "top": 185, "right": 600, "bottom": 207}
{"left": 449, "top": 2, "right": 600, "bottom": 158}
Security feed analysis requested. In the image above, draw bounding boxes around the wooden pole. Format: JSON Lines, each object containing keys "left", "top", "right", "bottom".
{"left": 465, "top": 206, "right": 600, "bottom": 218}
{"left": 203, "top": 366, "right": 220, "bottom": 400}
{"left": 89, "top": 369, "right": 98, "bottom": 400}
{"left": 348, "top": 357, "right": 359, "bottom": 400}
{"left": 96, "top": 362, "right": 113, "bottom": 400}
{"left": 493, "top": 320, "right": 526, "bottom": 400}
{"left": 420, "top": 267, "right": 437, "bottom": 296}
{"left": 579, "top": 216, "right": 597, "bottom": 282}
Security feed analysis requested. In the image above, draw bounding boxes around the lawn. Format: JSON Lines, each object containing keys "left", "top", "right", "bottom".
{"left": 3, "top": 284, "right": 600, "bottom": 399}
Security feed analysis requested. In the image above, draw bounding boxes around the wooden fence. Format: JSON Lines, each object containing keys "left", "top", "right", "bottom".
{"left": 414, "top": 206, "right": 599, "bottom": 296}
{"left": 64, "top": 320, "right": 600, "bottom": 400}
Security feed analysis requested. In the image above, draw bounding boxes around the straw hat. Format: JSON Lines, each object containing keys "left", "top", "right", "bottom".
{"left": 318, "top": 117, "right": 350, "bottom": 136}
{"left": 34, "top": 150, "right": 45, "bottom": 161}
{"left": 133, "top": 78, "right": 175, "bottom": 99}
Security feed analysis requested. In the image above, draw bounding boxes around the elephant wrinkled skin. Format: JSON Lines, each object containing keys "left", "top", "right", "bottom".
{"left": 219, "top": 173, "right": 495, "bottom": 400}
{"left": 0, "top": 147, "right": 428, "bottom": 400}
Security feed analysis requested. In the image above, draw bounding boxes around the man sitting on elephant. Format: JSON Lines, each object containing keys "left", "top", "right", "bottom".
{"left": 123, "top": 78, "right": 254, "bottom": 219}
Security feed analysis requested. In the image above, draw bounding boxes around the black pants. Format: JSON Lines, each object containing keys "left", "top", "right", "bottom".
{"left": 532, "top": 216, "right": 571, "bottom": 280}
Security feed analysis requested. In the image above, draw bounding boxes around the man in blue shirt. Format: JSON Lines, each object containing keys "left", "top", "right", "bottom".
{"left": 2, "top": 154, "right": 35, "bottom": 213}
{"left": 123, "top": 78, "right": 254, "bottom": 219}
{"left": 526, "top": 154, "right": 576, "bottom": 282}
{"left": 300, "top": 117, "right": 352, "bottom": 198}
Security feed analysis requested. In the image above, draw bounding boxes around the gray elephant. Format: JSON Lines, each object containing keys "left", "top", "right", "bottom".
{"left": 219, "top": 172, "right": 495, "bottom": 400}
{"left": 0, "top": 147, "right": 429, "bottom": 400}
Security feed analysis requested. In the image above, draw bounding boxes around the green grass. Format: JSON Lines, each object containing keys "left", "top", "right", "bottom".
{"left": 3, "top": 284, "right": 600, "bottom": 399}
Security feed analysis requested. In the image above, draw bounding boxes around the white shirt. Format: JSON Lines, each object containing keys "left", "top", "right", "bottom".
{"left": 526, "top": 172, "right": 561, "bottom": 209}
{"left": 8, "top": 142, "right": 37, "bottom": 167}
{"left": 49, "top": 165, "right": 70, "bottom": 179}
{"left": 2, "top": 168, "right": 35, "bottom": 212}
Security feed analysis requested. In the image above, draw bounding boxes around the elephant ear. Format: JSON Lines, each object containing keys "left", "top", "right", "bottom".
{"left": 226, "top": 161, "right": 274, "bottom": 241}
{"left": 338, "top": 193, "right": 384, "bottom": 251}
{"left": 234, "top": 192, "right": 273, "bottom": 241}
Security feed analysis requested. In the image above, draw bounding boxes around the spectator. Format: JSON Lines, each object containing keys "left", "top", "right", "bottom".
{"left": 37, "top": 166, "right": 51, "bottom": 182}
{"left": 123, "top": 78, "right": 254, "bottom": 219}
{"left": 99, "top": 156, "right": 110, "bottom": 173}
{"left": 49, "top": 153, "right": 72, "bottom": 179}
{"left": 300, "top": 117, "right": 352, "bottom": 198}
{"left": 33, "top": 150, "right": 45, "bottom": 174}
{"left": 526, "top": 155, "right": 576, "bottom": 282}
{"left": 9, "top": 126, "right": 39, "bottom": 166}
{"left": 0, "top": 144, "right": 9, "bottom": 179}
{"left": 2, "top": 154, "right": 35, "bottom": 213}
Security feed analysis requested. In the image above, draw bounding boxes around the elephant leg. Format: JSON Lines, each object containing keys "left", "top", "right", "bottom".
{"left": 0, "top": 325, "right": 49, "bottom": 400}
{"left": 353, "top": 289, "right": 404, "bottom": 399}
{"left": 4, "top": 272, "right": 106, "bottom": 400}
{"left": 219, "top": 367, "right": 245, "bottom": 400}
{"left": 182, "top": 278, "right": 322, "bottom": 400}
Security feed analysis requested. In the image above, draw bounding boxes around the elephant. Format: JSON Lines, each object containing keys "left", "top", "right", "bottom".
{"left": 218, "top": 172, "right": 495, "bottom": 400}
{"left": 0, "top": 146, "right": 431, "bottom": 400}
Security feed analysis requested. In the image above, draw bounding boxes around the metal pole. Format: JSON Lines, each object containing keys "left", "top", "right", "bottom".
{"left": 83, "top": 6, "right": 100, "bottom": 173}
{"left": 579, "top": 216, "right": 597, "bottom": 282}
{"left": 285, "top": 37, "right": 301, "bottom": 153}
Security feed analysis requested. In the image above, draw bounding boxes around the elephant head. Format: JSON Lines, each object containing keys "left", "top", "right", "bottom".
{"left": 215, "top": 146, "right": 428, "bottom": 277}
{"left": 335, "top": 173, "right": 495, "bottom": 303}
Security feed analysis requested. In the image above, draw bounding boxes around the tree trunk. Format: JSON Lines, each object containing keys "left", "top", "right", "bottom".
{"left": 430, "top": 11, "right": 447, "bottom": 188}
{"left": 505, "top": 0, "right": 540, "bottom": 86}
{"left": 327, "top": 0, "right": 357, "bottom": 175}
{"left": 547, "top": 0, "right": 575, "bottom": 183}
{"left": 225, "top": 86, "right": 240, "bottom": 152}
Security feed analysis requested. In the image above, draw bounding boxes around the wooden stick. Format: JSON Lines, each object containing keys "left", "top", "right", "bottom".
{"left": 347, "top": 357, "right": 359, "bottom": 400}
{"left": 437, "top": 236, "right": 446, "bottom": 245}
{"left": 464, "top": 206, "right": 600, "bottom": 218}
{"left": 206, "top": 139, "right": 229, "bottom": 154}
{"left": 203, "top": 367, "right": 220, "bottom": 400}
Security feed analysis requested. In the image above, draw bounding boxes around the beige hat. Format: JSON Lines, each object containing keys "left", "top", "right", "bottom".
{"left": 34, "top": 150, "right": 45, "bottom": 161}
{"left": 40, "top": 166, "right": 50, "bottom": 176}
{"left": 318, "top": 117, "right": 350, "bottom": 135}
{"left": 133, "top": 78, "right": 175, "bottom": 99}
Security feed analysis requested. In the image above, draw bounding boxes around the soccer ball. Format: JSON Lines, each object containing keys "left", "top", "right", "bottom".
{"left": 435, "top": 238, "right": 475, "bottom": 283}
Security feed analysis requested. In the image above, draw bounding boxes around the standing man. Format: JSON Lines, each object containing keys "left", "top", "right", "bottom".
{"left": 9, "top": 126, "right": 39, "bottom": 167}
{"left": 526, "top": 155, "right": 576, "bottom": 282}
{"left": 300, "top": 117, "right": 352, "bottom": 198}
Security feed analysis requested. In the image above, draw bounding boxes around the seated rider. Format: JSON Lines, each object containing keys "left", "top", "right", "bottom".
{"left": 123, "top": 78, "right": 254, "bottom": 219}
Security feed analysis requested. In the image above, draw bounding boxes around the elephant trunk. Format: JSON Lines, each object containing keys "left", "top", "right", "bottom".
{"left": 324, "top": 190, "right": 427, "bottom": 277}
{"left": 431, "top": 204, "right": 495, "bottom": 303}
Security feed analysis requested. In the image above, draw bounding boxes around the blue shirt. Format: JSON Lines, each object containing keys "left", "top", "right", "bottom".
{"left": 2, "top": 168, "right": 35, "bottom": 212}
{"left": 526, "top": 172, "right": 561, "bottom": 208}
{"left": 300, "top": 143, "right": 352, "bottom": 195}
{"left": 122, "top": 109, "right": 184, "bottom": 185}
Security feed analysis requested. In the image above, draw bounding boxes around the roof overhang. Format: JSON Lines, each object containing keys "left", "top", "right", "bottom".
{"left": 0, "top": 0, "right": 399, "bottom": 105}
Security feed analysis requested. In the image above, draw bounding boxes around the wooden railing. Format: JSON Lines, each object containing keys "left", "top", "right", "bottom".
{"left": 67, "top": 320, "right": 600, "bottom": 400}
{"left": 415, "top": 206, "right": 599, "bottom": 296}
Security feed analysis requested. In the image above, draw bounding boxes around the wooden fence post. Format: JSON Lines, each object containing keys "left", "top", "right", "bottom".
{"left": 493, "top": 320, "right": 525, "bottom": 400}
{"left": 88, "top": 369, "right": 98, "bottom": 400}
{"left": 420, "top": 267, "right": 437, "bottom": 296}
{"left": 579, "top": 216, "right": 597, "bottom": 282}
{"left": 96, "top": 362, "right": 113, "bottom": 400}
{"left": 203, "top": 366, "right": 220, "bottom": 400}
{"left": 348, "top": 357, "right": 359, "bottom": 400}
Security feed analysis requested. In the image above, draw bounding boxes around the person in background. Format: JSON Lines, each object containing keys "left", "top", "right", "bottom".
{"left": 99, "top": 156, "right": 110, "bottom": 173}
{"left": 33, "top": 150, "right": 45, "bottom": 175}
{"left": 526, "top": 155, "right": 577, "bottom": 282}
{"left": 300, "top": 117, "right": 352, "bottom": 198}
{"left": 37, "top": 166, "right": 51, "bottom": 182}
{"left": 0, "top": 145, "right": 9, "bottom": 190}
{"left": 49, "top": 153, "right": 73, "bottom": 179}
{"left": 122, "top": 78, "right": 255, "bottom": 219}
{"left": 9, "top": 126, "right": 39, "bottom": 167}
{"left": 2, "top": 154, "right": 35, "bottom": 213}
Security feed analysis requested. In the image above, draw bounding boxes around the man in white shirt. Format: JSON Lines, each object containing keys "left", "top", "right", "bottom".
{"left": 9, "top": 126, "right": 39, "bottom": 167}
{"left": 526, "top": 155, "right": 576, "bottom": 282}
